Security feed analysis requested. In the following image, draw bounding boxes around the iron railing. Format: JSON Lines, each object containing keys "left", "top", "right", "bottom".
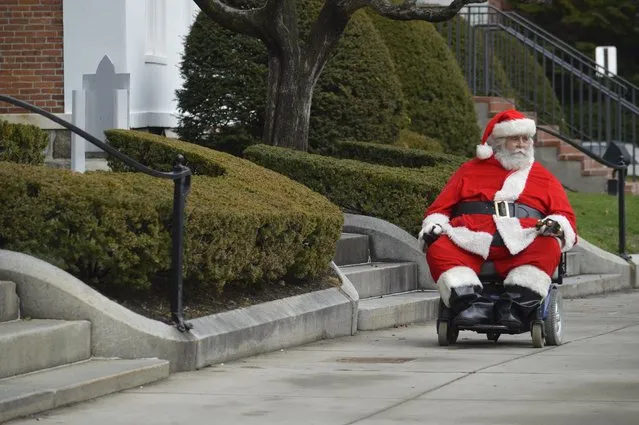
{"left": 0, "top": 95, "right": 194, "bottom": 331}
{"left": 436, "top": 5, "right": 633, "bottom": 259}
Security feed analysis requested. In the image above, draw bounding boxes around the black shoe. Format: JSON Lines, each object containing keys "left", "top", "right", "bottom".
{"left": 449, "top": 285, "right": 493, "bottom": 327}
{"left": 453, "top": 300, "right": 494, "bottom": 327}
{"left": 496, "top": 285, "right": 543, "bottom": 329}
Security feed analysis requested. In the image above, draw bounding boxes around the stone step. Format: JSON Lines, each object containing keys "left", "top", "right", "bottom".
{"left": 559, "top": 273, "right": 625, "bottom": 298}
{"left": 558, "top": 152, "right": 584, "bottom": 161}
{"left": 0, "top": 320, "right": 91, "bottom": 380}
{"left": 582, "top": 168, "right": 612, "bottom": 177}
{"left": 559, "top": 142, "right": 582, "bottom": 155}
{"left": 339, "top": 261, "right": 418, "bottom": 299}
{"left": 333, "top": 233, "right": 369, "bottom": 266}
{"left": 0, "top": 281, "right": 20, "bottom": 322}
{"left": 357, "top": 290, "right": 440, "bottom": 331}
{"left": 565, "top": 251, "right": 581, "bottom": 277}
{"left": 0, "top": 358, "right": 169, "bottom": 423}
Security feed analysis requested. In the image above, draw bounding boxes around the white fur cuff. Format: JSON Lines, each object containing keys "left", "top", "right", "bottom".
{"left": 544, "top": 214, "right": 577, "bottom": 251}
{"left": 504, "top": 265, "right": 551, "bottom": 297}
{"left": 423, "top": 213, "right": 449, "bottom": 229}
{"left": 437, "top": 266, "right": 482, "bottom": 307}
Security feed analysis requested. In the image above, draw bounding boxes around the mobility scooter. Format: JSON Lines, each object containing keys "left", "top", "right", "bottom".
{"left": 423, "top": 219, "right": 567, "bottom": 348}
{"left": 435, "top": 252, "right": 566, "bottom": 348}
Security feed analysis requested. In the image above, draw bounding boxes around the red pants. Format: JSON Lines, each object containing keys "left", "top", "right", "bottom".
{"left": 426, "top": 235, "right": 561, "bottom": 282}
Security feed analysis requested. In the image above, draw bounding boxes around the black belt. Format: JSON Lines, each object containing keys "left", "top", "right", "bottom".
{"left": 451, "top": 201, "right": 544, "bottom": 219}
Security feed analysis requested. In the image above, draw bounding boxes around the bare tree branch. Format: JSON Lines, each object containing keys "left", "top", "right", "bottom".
{"left": 305, "top": 0, "right": 351, "bottom": 80}
{"left": 368, "top": 0, "right": 486, "bottom": 22}
{"left": 192, "top": 0, "right": 267, "bottom": 38}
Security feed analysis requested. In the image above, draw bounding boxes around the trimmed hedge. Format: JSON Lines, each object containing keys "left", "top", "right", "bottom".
{"left": 393, "top": 129, "right": 444, "bottom": 153}
{"left": 243, "top": 144, "right": 460, "bottom": 235}
{"left": 367, "top": 13, "right": 480, "bottom": 156}
{"left": 0, "top": 162, "right": 173, "bottom": 290}
{"left": 105, "top": 129, "right": 344, "bottom": 289}
{"left": 0, "top": 119, "right": 49, "bottom": 165}
{"left": 325, "top": 140, "right": 466, "bottom": 169}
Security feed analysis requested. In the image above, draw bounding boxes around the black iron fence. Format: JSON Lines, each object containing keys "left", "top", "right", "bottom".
{"left": 436, "top": 5, "right": 633, "bottom": 259}
{"left": 0, "top": 95, "right": 194, "bottom": 331}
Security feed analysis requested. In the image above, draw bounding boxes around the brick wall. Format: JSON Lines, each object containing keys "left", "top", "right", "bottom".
{"left": 0, "top": 0, "right": 64, "bottom": 114}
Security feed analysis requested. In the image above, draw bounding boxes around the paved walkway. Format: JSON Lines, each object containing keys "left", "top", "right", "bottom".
{"left": 9, "top": 290, "right": 639, "bottom": 425}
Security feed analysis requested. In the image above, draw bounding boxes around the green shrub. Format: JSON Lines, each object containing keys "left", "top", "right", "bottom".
{"left": 325, "top": 139, "right": 466, "bottom": 169}
{"left": 175, "top": 11, "right": 267, "bottom": 153}
{"left": 393, "top": 129, "right": 444, "bottom": 152}
{"left": 0, "top": 119, "right": 49, "bottom": 165}
{"left": 308, "top": 8, "right": 406, "bottom": 149}
{"left": 105, "top": 129, "right": 344, "bottom": 289}
{"left": 176, "top": 3, "right": 405, "bottom": 153}
{"left": 368, "top": 13, "right": 480, "bottom": 155}
{"left": 0, "top": 163, "right": 172, "bottom": 290}
{"left": 244, "top": 144, "right": 460, "bottom": 235}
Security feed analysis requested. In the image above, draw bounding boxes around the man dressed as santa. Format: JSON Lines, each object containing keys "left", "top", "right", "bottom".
{"left": 419, "top": 109, "right": 578, "bottom": 329}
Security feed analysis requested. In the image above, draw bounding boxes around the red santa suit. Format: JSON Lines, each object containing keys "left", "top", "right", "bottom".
{"left": 421, "top": 110, "right": 578, "bottom": 310}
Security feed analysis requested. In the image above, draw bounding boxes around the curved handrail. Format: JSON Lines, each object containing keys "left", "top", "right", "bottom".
{"left": 0, "top": 94, "right": 194, "bottom": 331}
{"left": 501, "top": 8, "right": 639, "bottom": 95}
{"left": 0, "top": 95, "right": 190, "bottom": 180}
{"left": 536, "top": 126, "right": 626, "bottom": 170}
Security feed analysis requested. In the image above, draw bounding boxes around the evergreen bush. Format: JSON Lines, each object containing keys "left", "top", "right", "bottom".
{"left": 176, "top": 3, "right": 405, "bottom": 153}
{"left": 0, "top": 119, "right": 49, "bottom": 165}
{"left": 105, "top": 129, "right": 344, "bottom": 289}
{"left": 244, "top": 144, "right": 461, "bottom": 235}
{"left": 368, "top": 13, "right": 480, "bottom": 155}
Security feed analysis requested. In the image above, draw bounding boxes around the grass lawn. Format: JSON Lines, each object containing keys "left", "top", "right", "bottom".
{"left": 567, "top": 191, "right": 639, "bottom": 255}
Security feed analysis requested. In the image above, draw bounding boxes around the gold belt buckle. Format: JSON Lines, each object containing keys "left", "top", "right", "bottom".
{"left": 494, "top": 201, "right": 511, "bottom": 218}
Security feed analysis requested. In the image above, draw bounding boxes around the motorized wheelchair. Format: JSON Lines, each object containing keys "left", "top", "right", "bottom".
{"left": 435, "top": 252, "right": 567, "bottom": 348}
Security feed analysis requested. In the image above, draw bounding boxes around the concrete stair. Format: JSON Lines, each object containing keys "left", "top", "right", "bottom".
{"left": 0, "top": 281, "right": 169, "bottom": 423}
{"left": 474, "top": 96, "right": 637, "bottom": 194}
{"left": 334, "top": 232, "right": 629, "bottom": 332}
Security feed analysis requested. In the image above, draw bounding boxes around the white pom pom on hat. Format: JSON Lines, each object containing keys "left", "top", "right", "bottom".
{"left": 477, "top": 109, "right": 536, "bottom": 159}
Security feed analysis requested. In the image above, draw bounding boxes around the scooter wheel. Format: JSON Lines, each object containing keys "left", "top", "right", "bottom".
{"left": 437, "top": 321, "right": 458, "bottom": 346}
{"left": 531, "top": 322, "right": 545, "bottom": 348}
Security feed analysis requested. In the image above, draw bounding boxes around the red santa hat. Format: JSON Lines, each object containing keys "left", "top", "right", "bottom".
{"left": 477, "top": 109, "right": 536, "bottom": 159}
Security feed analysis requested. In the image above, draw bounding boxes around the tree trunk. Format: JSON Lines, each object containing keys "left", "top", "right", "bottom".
{"left": 263, "top": 51, "right": 315, "bottom": 151}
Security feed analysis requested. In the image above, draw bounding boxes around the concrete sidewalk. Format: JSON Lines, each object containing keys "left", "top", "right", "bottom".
{"left": 8, "top": 290, "right": 639, "bottom": 425}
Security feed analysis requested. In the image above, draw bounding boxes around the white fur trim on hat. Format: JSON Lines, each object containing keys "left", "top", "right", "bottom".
{"left": 491, "top": 118, "right": 536, "bottom": 139}
{"left": 476, "top": 143, "right": 493, "bottom": 159}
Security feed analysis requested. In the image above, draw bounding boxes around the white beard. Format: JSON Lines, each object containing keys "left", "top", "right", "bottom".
{"left": 494, "top": 144, "right": 534, "bottom": 170}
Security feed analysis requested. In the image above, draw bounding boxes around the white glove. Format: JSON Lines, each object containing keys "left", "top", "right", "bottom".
{"left": 418, "top": 223, "right": 443, "bottom": 251}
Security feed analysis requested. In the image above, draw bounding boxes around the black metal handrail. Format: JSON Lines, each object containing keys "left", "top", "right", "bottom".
{"left": 504, "top": 10, "right": 639, "bottom": 97}
{"left": 537, "top": 126, "right": 630, "bottom": 260}
{"left": 0, "top": 94, "right": 194, "bottom": 331}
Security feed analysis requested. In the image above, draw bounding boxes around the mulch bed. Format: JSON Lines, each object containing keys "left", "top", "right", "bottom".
{"left": 106, "top": 268, "right": 342, "bottom": 324}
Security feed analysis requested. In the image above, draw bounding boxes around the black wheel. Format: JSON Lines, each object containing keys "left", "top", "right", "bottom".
{"left": 544, "top": 287, "right": 564, "bottom": 346}
{"left": 531, "top": 322, "right": 544, "bottom": 348}
{"left": 437, "top": 321, "right": 459, "bottom": 346}
{"left": 487, "top": 332, "right": 500, "bottom": 342}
